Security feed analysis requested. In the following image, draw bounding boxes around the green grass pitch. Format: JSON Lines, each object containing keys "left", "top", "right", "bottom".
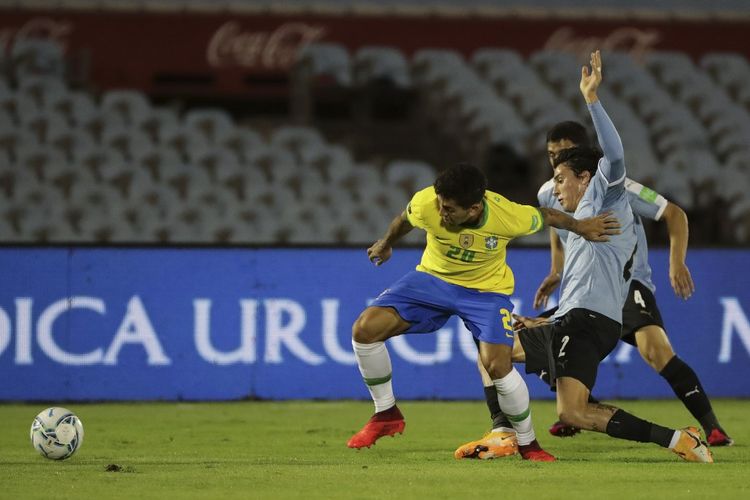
{"left": 2, "top": 400, "right": 748, "bottom": 499}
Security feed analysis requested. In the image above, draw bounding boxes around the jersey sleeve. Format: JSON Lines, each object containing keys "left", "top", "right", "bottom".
{"left": 499, "top": 200, "right": 544, "bottom": 238}
{"left": 405, "top": 188, "right": 431, "bottom": 229}
{"left": 589, "top": 100, "right": 626, "bottom": 186}
{"left": 625, "top": 178, "right": 668, "bottom": 221}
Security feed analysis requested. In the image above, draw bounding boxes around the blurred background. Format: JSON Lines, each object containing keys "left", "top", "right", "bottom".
{"left": 2, "top": 1, "right": 750, "bottom": 403}
{"left": 1, "top": 0, "right": 750, "bottom": 247}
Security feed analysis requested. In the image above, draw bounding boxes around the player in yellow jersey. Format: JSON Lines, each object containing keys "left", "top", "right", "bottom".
{"left": 346, "top": 163, "right": 620, "bottom": 461}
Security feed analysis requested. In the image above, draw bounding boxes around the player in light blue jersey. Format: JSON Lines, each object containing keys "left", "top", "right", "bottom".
{"left": 458, "top": 51, "right": 713, "bottom": 463}
{"left": 535, "top": 157, "right": 732, "bottom": 446}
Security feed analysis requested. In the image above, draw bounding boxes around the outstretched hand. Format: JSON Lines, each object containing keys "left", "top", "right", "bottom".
{"left": 577, "top": 211, "right": 620, "bottom": 242}
{"left": 580, "top": 49, "right": 602, "bottom": 104}
{"left": 367, "top": 239, "right": 392, "bottom": 266}
{"left": 512, "top": 314, "right": 550, "bottom": 331}
{"left": 670, "top": 261, "right": 695, "bottom": 300}
{"left": 534, "top": 272, "right": 561, "bottom": 309}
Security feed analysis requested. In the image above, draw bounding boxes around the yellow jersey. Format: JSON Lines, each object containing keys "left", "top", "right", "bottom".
{"left": 405, "top": 186, "right": 543, "bottom": 294}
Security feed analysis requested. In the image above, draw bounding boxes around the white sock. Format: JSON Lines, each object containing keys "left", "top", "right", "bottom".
{"left": 668, "top": 430, "right": 682, "bottom": 449}
{"left": 493, "top": 367, "right": 536, "bottom": 446}
{"left": 353, "top": 340, "right": 395, "bottom": 413}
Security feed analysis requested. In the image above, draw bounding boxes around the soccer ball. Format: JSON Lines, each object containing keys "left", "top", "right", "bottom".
{"left": 30, "top": 407, "right": 84, "bottom": 460}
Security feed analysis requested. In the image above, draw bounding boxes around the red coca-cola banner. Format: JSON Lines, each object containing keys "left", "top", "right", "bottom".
{"left": 1, "top": 9, "right": 748, "bottom": 96}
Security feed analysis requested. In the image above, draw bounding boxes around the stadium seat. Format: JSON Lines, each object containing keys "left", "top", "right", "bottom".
{"left": 14, "top": 143, "right": 67, "bottom": 182}
{"left": 270, "top": 125, "right": 325, "bottom": 154}
{"left": 10, "top": 37, "right": 65, "bottom": 81}
{"left": 412, "top": 49, "right": 465, "bottom": 86}
{"left": 701, "top": 52, "right": 750, "bottom": 94}
{"left": 353, "top": 46, "right": 411, "bottom": 87}
{"left": 159, "top": 122, "right": 209, "bottom": 160}
{"left": 72, "top": 145, "right": 128, "bottom": 181}
{"left": 246, "top": 144, "right": 297, "bottom": 182}
{"left": 48, "top": 127, "right": 97, "bottom": 161}
{"left": 186, "top": 143, "right": 241, "bottom": 182}
{"left": 296, "top": 42, "right": 353, "bottom": 86}
{"left": 338, "top": 163, "right": 383, "bottom": 199}
{"left": 384, "top": 159, "right": 435, "bottom": 195}
{"left": 101, "top": 124, "right": 153, "bottom": 161}
{"left": 184, "top": 108, "right": 235, "bottom": 143}
{"left": 101, "top": 90, "right": 152, "bottom": 127}
{"left": 17, "top": 76, "right": 67, "bottom": 111}
{"left": 45, "top": 160, "right": 96, "bottom": 199}
{"left": 221, "top": 127, "right": 265, "bottom": 161}
{"left": 297, "top": 143, "right": 354, "bottom": 183}
{"left": 17, "top": 205, "right": 74, "bottom": 243}
{"left": 471, "top": 48, "right": 524, "bottom": 79}
{"left": 138, "top": 108, "right": 181, "bottom": 143}
{"left": 49, "top": 90, "right": 99, "bottom": 129}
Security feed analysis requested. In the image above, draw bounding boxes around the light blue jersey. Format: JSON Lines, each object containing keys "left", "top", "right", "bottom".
{"left": 552, "top": 101, "right": 637, "bottom": 324}
{"left": 538, "top": 178, "right": 668, "bottom": 293}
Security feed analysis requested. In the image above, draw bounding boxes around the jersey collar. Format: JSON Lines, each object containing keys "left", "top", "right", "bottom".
{"left": 461, "top": 198, "right": 488, "bottom": 229}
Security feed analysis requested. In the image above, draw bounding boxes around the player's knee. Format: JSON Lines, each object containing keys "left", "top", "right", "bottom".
{"left": 482, "top": 356, "right": 512, "bottom": 379}
{"left": 352, "top": 310, "right": 394, "bottom": 343}
{"left": 640, "top": 344, "right": 674, "bottom": 372}
{"left": 352, "top": 314, "right": 377, "bottom": 343}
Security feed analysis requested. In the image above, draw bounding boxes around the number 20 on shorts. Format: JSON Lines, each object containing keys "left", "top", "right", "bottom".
{"left": 500, "top": 308, "right": 512, "bottom": 333}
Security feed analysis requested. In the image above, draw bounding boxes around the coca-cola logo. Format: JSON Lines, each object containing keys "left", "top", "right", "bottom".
{"left": 0, "top": 17, "right": 72, "bottom": 53}
{"left": 207, "top": 21, "right": 326, "bottom": 70}
{"left": 544, "top": 26, "right": 661, "bottom": 61}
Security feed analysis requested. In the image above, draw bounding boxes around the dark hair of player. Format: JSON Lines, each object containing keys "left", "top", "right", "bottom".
{"left": 546, "top": 121, "right": 590, "bottom": 146}
{"left": 433, "top": 163, "right": 487, "bottom": 209}
{"left": 553, "top": 146, "right": 602, "bottom": 178}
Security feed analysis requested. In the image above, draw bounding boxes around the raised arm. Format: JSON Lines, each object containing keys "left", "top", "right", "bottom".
{"left": 581, "top": 50, "right": 625, "bottom": 182}
{"left": 367, "top": 211, "right": 414, "bottom": 266}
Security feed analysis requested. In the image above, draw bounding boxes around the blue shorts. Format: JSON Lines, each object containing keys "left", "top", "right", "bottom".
{"left": 371, "top": 270, "right": 515, "bottom": 345}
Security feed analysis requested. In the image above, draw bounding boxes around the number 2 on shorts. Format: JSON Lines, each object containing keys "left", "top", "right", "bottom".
{"left": 558, "top": 335, "right": 570, "bottom": 358}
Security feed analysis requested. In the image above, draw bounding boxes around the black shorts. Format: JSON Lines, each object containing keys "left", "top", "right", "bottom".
{"left": 621, "top": 280, "right": 665, "bottom": 345}
{"left": 519, "top": 308, "right": 621, "bottom": 391}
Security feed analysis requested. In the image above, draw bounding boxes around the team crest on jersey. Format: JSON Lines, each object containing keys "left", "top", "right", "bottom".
{"left": 485, "top": 236, "right": 498, "bottom": 250}
{"left": 459, "top": 234, "right": 474, "bottom": 249}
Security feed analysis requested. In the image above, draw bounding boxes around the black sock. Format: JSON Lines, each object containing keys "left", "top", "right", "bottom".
{"left": 660, "top": 355, "right": 719, "bottom": 431}
{"left": 606, "top": 409, "right": 674, "bottom": 447}
{"left": 483, "top": 386, "right": 512, "bottom": 429}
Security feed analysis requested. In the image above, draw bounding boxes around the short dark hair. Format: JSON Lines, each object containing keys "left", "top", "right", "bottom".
{"left": 434, "top": 163, "right": 486, "bottom": 209}
{"left": 553, "top": 146, "right": 602, "bottom": 177}
{"left": 546, "top": 121, "right": 590, "bottom": 147}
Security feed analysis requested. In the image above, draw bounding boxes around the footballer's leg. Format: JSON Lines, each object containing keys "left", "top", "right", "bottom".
{"left": 479, "top": 340, "right": 554, "bottom": 462}
{"left": 552, "top": 310, "right": 712, "bottom": 462}
{"left": 555, "top": 377, "right": 712, "bottom": 462}
{"left": 635, "top": 325, "right": 733, "bottom": 446}
{"left": 454, "top": 356, "right": 517, "bottom": 460}
{"left": 347, "top": 306, "right": 409, "bottom": 449}
{"left": 625, "top": 281, "right": 732, "bottom": 447}
{"left": 475, "top": 341, "right": 516, "bottom": 432}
